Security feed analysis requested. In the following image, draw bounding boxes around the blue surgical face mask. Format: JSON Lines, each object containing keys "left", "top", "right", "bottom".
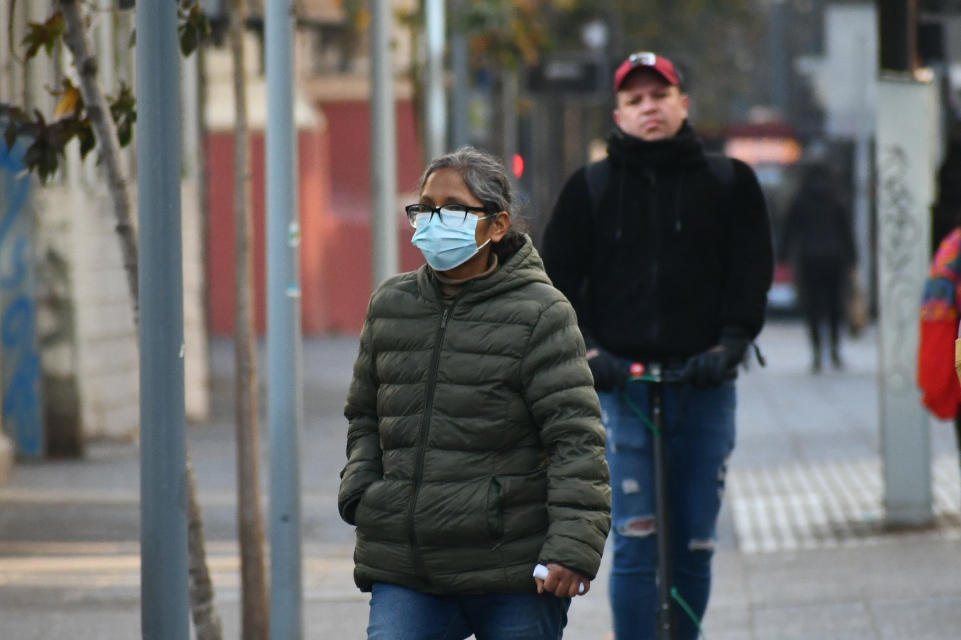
{"left": 411, "top": 213, "right": 490, "bottom": 272}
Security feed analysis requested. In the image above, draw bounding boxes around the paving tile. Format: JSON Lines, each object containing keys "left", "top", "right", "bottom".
{"left": 752, "top": 601, "right": 878, "bottom": 639}
{"left": 701, "top": 608, "right": 755, "bottom": 640}
{"left": 40, "top": 608, "right": 140, "bottom": 640}
{"left": 871, "top": 596, "right": 961, "bottom": 640}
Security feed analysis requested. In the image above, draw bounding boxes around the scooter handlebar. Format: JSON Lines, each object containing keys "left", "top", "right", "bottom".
{"left": 627, "top": 362, "right": 691, "bottom": 384}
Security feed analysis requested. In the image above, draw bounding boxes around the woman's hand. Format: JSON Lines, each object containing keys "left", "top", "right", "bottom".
{"left": 534, "top": 563, "right": 591, "bottom": 597}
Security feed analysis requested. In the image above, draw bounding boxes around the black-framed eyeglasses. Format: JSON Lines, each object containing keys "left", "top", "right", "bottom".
{"left": 405, "top": 203, "right": 492, "bottom": 229}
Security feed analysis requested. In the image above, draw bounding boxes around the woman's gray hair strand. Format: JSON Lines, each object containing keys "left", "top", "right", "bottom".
{"left": 419, "top": 146, "right": 515, "bottom": 216}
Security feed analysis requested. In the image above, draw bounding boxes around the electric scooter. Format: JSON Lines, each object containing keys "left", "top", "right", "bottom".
{"left": 626, "top": 361, "right": 690, "bottom": 640}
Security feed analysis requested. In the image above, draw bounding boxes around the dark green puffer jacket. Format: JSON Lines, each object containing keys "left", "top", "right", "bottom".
{"left": 338, "top": 238, "right": 611, "bottom": 594}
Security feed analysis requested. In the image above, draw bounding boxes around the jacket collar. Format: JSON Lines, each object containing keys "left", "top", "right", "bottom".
{"left": 606, "top": 120, "right": 705, "bottom": 170}
{"left": 416, "top": 235, "right": 551, "bottom": 307}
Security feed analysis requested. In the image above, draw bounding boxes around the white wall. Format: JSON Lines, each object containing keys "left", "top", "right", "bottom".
{"left": 36, "top": 176, "right": 209, "bottom": 441}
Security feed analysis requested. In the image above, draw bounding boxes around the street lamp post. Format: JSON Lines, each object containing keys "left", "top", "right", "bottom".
{"left": 371, "top": 0, "right": 399, "bottom": 288}
{"left": 266, "top": 0, "right": 305, "bottom": 638}
{"left": 425, "top": 0, "right": 447, "bottom": 160}
{"left": 137, "top": 0, "right": 189, "bottom": 637}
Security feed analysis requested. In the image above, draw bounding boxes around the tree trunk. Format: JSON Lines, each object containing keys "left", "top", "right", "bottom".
{"left": 59, "top": 0, "right": 138, "bottom": 325}
{"left": 187, "top": 450, "right": 225, "bottom": 640}
{"left": 230, "top": 1, "right": 270, "bottom": 638}
{"left": 57, "top": 3, "right": 224, "bottom": 639}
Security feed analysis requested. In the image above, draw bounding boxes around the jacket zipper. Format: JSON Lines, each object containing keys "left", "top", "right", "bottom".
{"left": 405, "top": 293, "right": 462, "bottom": 584}
{"left": 674, "top": 174, "right": 685, "bottom": 232}
{"left": 648, "top": 169, "right": 660, "bottom": 345}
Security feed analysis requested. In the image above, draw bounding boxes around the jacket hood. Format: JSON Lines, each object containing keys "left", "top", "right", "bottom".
{"left": 606, "top": 120, "right": 705, "bottom": 170}
{"left": 416, "top": 235, "right": 551, "bottom": 305}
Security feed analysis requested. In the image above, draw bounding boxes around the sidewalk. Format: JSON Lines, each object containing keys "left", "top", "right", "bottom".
{"left": 0, "top": 320, "right": 959, "bottom": 639}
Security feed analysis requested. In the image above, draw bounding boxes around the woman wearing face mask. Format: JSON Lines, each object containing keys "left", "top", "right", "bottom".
{"left": 338, "top": 147, "right": 611, "bottom": 640}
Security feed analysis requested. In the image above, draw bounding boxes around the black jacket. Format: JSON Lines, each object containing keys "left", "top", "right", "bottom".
{"left": 779, "top": 164, "right": 856, "bottom": 273}
{"left": 541, "top": 123, "right": 774, "bottom": 363}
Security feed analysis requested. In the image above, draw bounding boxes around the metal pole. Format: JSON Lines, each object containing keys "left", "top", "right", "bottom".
{"left": 501, "top": 70, "right": 518, "bottom": 176}
{"left": 768, "top": 0, "right": 789, "bottom": 115}
{"left": 878, "top": 0, "right": 916, "bottom": 72}
{"left": 137, "top": 0, "right": 189, "bottom": 637}
{"left": 424, "top": 0, "right": 447, "bottom": 159}
{"left": 0, "top": 4, "right": 8, "bottom": 101}
{"left": 450, "top": 0, "right": 469, "bottom": 149}
{"left": 371, "top": 0, "right": 398, "bottom": 287}
{"left": 649, "top": 370, "right": 674, "bottom": 640}
{"left": 266, "top": 0, "right": 304, "bottom": 638}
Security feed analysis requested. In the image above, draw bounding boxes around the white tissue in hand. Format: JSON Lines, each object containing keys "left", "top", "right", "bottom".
{"left": 533, "top": 564, "right": 585, "bottom": 594}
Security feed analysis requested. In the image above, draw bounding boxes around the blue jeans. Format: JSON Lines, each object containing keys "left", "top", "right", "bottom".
{"left": 367, "top": 583, "right": 571, "bottom": 640}
{"left": 599, "top": 379, "right": 736, "bottom": 640}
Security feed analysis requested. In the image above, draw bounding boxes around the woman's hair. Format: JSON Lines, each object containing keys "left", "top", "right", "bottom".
{"left": 419, "top": 146, "right": 527, "bottom": 261}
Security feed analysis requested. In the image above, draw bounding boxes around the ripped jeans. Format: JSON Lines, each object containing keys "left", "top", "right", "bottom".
{"left": 599, "top": 379, "right": 736, "bottom": 640}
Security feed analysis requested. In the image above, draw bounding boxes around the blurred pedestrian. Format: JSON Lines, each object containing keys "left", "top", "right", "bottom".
{"left": 338, "top": 147, "right": 612, "bottom": 640}
{"left": 919, "top": 226, "right": 961, "bottom": 476}
{"left": 779, "top": 162, "right": 857, "bottom": 372}
{"left": 541, "top": 52, "right": 773, "bottom": 640}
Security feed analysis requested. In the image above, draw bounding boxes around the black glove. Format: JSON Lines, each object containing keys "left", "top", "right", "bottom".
{"left": 584, "top": 339, "right": 629, "bottom": 393}
{"left": 683, "top": 331, "right": 751, "bottom": 388}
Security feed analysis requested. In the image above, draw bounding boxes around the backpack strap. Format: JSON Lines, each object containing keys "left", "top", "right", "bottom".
{"left": 586, "top": 153, "right": 733, "bottom": 218}
{"left": 704, "top": 152, "right": 735, "bottom": 188}
{"left": 584, "top": 158, "right": 610, "bottom": 221}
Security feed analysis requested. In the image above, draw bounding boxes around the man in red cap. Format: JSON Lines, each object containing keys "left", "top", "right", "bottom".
{"left": 542, "top": 52, "right": 773, "bottom": 640}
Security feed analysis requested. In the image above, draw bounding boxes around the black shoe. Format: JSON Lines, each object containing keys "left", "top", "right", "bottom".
{"left": 831, "top": 350, "right": 844, "bottom": 370}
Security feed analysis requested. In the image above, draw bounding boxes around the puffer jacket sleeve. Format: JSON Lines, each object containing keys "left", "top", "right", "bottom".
{"left": 520, "top": 298, "right": 612, "bottom": 579}
{"left": 338, "top": 308, "right": 383, "bottom": 525}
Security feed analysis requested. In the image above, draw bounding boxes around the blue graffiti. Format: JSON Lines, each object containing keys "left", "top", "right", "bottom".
{"left": 2, "top": 296, "right": 33, "bottom": 347}
{"left": 1, "top": 236, "right": 29, "bottom": 289}
{"left": 1, "top": 346, "right": 40, "bottom": 455}
{"left": 0, "top": 146, "right": 28, "bottom": 247}
{"left": 0, "top": 140, "right": 42, "bottom": 457}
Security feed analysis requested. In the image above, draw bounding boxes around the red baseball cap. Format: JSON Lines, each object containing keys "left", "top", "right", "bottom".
{"left": 613, "top": 52, "right": 682, "bottom": 91}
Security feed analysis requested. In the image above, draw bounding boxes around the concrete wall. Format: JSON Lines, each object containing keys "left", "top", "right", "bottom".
{"left": 71, "top": 187, "right": 139, "bottom": 440}
{"left": 36, "top": 178, "right": 210, "bottom": 442}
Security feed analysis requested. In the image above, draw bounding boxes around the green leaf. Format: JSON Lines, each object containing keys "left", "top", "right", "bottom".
{"left": 178, "top": 3, "right": 211, "bottom": 57}
{"left": 37, "top": 146, "right": 59, "bottom": 183}
{"left": 21, "top": 13, "right": 64, "bottom": 61}
{"left": 22, "top": 23, "right": 47, "bottom": 60}
{"left": 3, "top": 122, "right": 18, "bottom": 154}
{"left": 116, "top": 120, "right": 133, "bottom": 148}
{"left": 77, "top": 122, "right": 96, "bottom": 159}
{"left": 108, "top": 82, "right": 137, "bottom": 147}
{"left": 46, "top": 14, "right": 64, "bottom": 52}
{"left": 22, "top": 139, "right": 60, "bottom": 184}
{"left": 22, "top": 142, "right": 42, "bottom": 169}
{"left": 109, "top": 82, "right": 135, "bottom": 121}
{"left": 180, "top": 27, "right": 198, "bottom": 57}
